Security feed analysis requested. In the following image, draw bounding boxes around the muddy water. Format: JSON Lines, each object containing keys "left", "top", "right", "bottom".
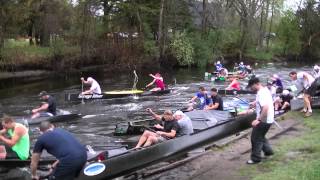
{"left": 0, "top": 63, "right": 315, "bottom": 150}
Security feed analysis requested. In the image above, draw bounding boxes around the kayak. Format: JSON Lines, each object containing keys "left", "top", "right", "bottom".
{"left": 65, "top": 89, "right": 171, "bottom": 101}
{"left": 77, "top": 110, "right": 256, "bottom": 180}
{"left": 16, "top": 113, "right": 81, "bottom": 126}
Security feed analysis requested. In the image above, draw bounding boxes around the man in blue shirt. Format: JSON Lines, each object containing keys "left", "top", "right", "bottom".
{"left": 188, "top": 87, "right": 211, "bottom": 110}
{"left": 31, "top": 121, "right": 87, "bottom": 180}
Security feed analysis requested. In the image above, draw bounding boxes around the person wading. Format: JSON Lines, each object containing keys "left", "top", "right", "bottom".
{"left": 31, "top": 121, "right": 87, "bottom": 180}
{"left": 246, "top": 77, "right": 274, "bottom": 164}
{"left": 0, "top": 115, "right": 30, "bottom": 160}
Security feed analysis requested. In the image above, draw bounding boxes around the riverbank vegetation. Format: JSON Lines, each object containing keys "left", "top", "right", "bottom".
{"left": 0, "top": 0, "right": 319, "bottom": 72}
{"left": 242, "top": 110, "right": 320, "bottom": 180}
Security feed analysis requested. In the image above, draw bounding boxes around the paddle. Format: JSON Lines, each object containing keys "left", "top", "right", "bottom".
{"left": 81, "top": 80, "right": 85, "bottom": 104}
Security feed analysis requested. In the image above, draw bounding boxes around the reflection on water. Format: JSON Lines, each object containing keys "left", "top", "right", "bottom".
{"left": 0, "top": 63, "right": 316, "bottom": 150}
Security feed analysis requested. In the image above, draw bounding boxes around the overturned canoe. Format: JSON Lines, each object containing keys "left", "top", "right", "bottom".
{"left": 77, "top": 110, "right": 255, "bottom": 180}
{"left": 65, "top": 89, "right": 171, "bottom": 101}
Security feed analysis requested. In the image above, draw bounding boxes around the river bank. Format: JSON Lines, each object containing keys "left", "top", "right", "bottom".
{"left": 141, "top": 111, "right": 320, "bottom": 180}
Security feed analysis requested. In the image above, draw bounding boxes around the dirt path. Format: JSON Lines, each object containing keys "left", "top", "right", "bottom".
{"left": 145, "top": 118, "right": 305, "bottom": 180}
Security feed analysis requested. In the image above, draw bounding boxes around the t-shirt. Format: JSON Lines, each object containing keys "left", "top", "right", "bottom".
{"left": 33, "top": 128, "right": 87, "bottom": 164}
{"left": 272, "top": 79, "right": 283, "bottom": 88}
{"left": 161, "top": 117, "right": 180, "bottom": 135}
{"left": 256, "top": 87, "right": 274, "bottom": 124}
{"left": 90, "top": 79, "right": 102, "bottom": 94}
{"left": 177, "top": 115, "right": 194, "bottom": 136}
{"left": 211, "top": 94, "right": 223, "bottom": 110}
{"left": 280, "top": 94, "right": 293, "bottom": 103}
{"left": 297, "top": 72, "right": 315, "bottom": 89}
{"left": 155, "top": 79, "right": 165, "bottom": 90}
{"left": 47, "top": 96, "right": 56, "bottom": 115}
{"left": 196, "top": 92, "right": 211, "bottom": 110}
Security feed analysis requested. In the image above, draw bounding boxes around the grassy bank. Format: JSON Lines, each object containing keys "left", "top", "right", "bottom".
{"left": 242, "top": 110, "right": 320, "bottom": 180}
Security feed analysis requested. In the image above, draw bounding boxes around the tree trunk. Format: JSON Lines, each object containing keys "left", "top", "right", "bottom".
{"left": 158, "top": 0, "right": 165, "bottom": 59}
{"left": 201, "top": 0, "right": 208, "bottom": 37}
{"left": 266, "top": 0, "right": 274, "bottom": 51}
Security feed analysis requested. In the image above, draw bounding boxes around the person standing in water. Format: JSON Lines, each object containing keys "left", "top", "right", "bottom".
{"left": 81, "top": 77, "right": 102, "bottom": 95}
{"left": 146, "top": 73, "right": 166, "bottom": 91}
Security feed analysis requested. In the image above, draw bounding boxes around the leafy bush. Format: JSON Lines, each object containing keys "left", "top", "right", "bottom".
{"left": 170, "top": 32, "right": 194, "bottom": 66}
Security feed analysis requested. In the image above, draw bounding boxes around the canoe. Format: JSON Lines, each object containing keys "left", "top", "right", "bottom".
{"left": 217, "top": 89, "right": 255, "bottom": 95}
{"left": 77, "top": 110, "right": 255, "bottom": 180}
{"left": 0, "top": 146, "right": 127, "bottom": 169}
{"left": 290, "top": 96, "right": 320, "bottom": 110}
{"left": 16, "top": 113, "right": 81, "bottom": 126}
{"left": 65, "top": 89, "right": 171, "bottom": 101}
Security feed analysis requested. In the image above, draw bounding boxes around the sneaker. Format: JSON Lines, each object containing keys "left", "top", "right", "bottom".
{"left": 300, "top": 109, "right": 307, "bottom": 113}
{"left": 304, "top": 112, "right": 312, "bottom": 118}
{"left": 262, "top": 154, "right": 273, "bottom": 159}
{"left": 246, "top": 159, "right": 260, "bottom": 164}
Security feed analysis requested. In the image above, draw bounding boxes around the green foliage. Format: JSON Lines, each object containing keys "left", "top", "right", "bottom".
{"left": 170, "top": 32, "right": 194, "bottom": 66}
{"left": 50, "top": 36, "right": 65, "bottom": 58}
{"left": 246, "top": 48, "right": 274, "bottom": 61}
{"left": 276, "top": 10, "right": 301, "bottom": 56}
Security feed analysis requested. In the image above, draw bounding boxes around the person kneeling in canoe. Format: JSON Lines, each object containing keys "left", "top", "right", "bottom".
{"left": 31, "top": 121, "right": 87, "bottom": 180}
{"left": 135, "top": 109, "right": 179, "bottom": 148}
{"left": 0, "top": 116, "right": 30, "bottom": 160}
{"left": 31, "top": 91, "right": 56, "bottom": 119}
{"left": 188, "top": 86, "right": 211, "bottom": 111}
{"left": 226, "top": 77, "right": 241, "bottom": 91}
{"left": 146, "top": 73, "right": 165, "bottom": 92}
{"left": 205, "top": 88, "right": 224, "bottom": 111}
{"left": 81, "top": 77, "right": 102, "bottom": 95}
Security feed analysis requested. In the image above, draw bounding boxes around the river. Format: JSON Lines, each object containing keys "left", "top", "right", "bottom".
{"left": 0, "top": 63, "right": 315, "bottom": 151}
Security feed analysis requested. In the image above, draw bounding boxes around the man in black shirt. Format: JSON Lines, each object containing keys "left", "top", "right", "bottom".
{"left": 31, "top": 91, "right": 57, "bottom": 119}
{"left": 135, "top": 108, "right": 180, "bottom": 148}
{"left": 274, "top": 90, "right": 293, "bottom": 111}
{"left": 205, "top": 88, "right": 224, "bottom": 110}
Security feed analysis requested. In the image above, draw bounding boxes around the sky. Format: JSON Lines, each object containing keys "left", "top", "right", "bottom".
{"left": 284, "top": 0, "right": 302, "bottom": 11}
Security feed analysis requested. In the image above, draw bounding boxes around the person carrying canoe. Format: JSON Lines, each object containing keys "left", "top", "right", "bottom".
{"left": 226, "top": 77, "right": 241, "bottom": 91}
{"left": 270, "top": 74, "right": 283, "bottom": 93}
{"left": 188, "top": 86, "right": 211, "bottom": 111}
{"left": 204, "top": 88, "right": 224, "bottom": 110}
{"left": 135, "top": 109, "right": 179, "bottom": 148}
{"left": 145, "top": 73, "right": 165, "bottom": 92}
{"left": 0, "top": 115, "right": 30, "bottom": 160}
{"left": 81, "top": 77, "right": 102, "bottom": 95}
{"left": 173, "top": 110, "right": 194, "bottom": 135}
{"left": 31, "top": 91, "right": 56, "bottom": 119}
{"left": 289, "top": 71, "right": 318, "bottom": 117}
{"left": 246, "top": 77, "right": 274, "bottom": 164}
{"left": 274, "top": 90, "right": 293, "bottom": 111}
{"left": 31, "top": 121, "right": 87, "bottom": 180}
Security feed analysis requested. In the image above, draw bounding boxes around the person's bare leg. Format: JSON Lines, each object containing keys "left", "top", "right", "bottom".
{"left": 143, "top": 136, "right": 158, "bottom": 147}
{"left": 31, "top": 113, "right": 40, "bottom": 119}
{"left": 305, "top": 94, "right": 312, "bottom": 112}
{"left": 135, "top": 131, "right": 154, "bottom": 148}
{"left": 281, "top": 102, "right": 290, "bottom": 110}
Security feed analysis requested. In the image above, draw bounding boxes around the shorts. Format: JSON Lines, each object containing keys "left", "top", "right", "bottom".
{"left": 3, "top": 144, "right": 19, "bottom": 159}
{"left": 305, "top": 78, "right": 320, "bottom": 96}
{"left": 39, "top": 112, "right": 54, "bottom": 117}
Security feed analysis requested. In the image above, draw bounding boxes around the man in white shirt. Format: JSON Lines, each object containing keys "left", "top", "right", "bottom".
{"left": 289, "top": 71, "right": 317, "bottom": 117}
{"left": 80, "top": 77, "right": 102, "bottom": 95}
{"left": 313, "top": 65, "right": 320, "bottom": 78}
{"left": 246, "top": 77, "right": 274, "bottom": 164}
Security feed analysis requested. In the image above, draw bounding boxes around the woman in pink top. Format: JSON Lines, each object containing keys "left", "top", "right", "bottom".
{"left": 226, "top": 77, "right": 241, "bottom": 90}
{"left": 146, "top": 73, "right": 165, "bottom": 91}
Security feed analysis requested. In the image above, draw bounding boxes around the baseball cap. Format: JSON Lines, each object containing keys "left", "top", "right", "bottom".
{"left": 282, "top": 90, "right": 290, "bottom": 95}
{"left": 38, "top": 91, "right": 48, "bottom": 97}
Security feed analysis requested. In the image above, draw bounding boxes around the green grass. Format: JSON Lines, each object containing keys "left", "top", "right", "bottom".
{"left": 240, "top": 110, "right": 320, "bottom": 180}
